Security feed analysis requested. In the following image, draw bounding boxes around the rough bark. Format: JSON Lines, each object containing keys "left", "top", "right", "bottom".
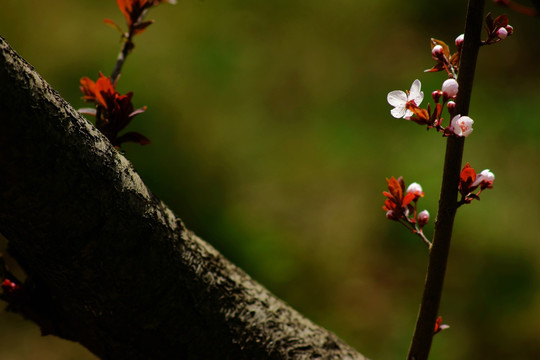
{"left": 0, "top": 36, "right": 367, "bottom": 360}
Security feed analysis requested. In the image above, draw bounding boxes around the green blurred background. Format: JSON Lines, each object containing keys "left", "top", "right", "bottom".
{"left": 1, "top": 0, "right": 540, "bottom": 359}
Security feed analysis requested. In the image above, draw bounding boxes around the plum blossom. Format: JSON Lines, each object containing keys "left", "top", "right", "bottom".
{"left": 434, "top": 316, "right": 450, "bottom": 334}
{"left": 450, "top": 115, "right": 474, "bottom": 137}
{"left": 455, "top": 34, "right": 464, "bottom": 47}
{"left": 431, "top": 45, "right": 444, "bottom": 61}
{"left": 447, "top": 100, "right": 456, "bottom": 114}
{"left": 417, "top": 210, "right": 429, "bottom": 228}
{"left": 497, "top": 27, "right": 508, "bottom": 39}
{"left": 459, "top": 163, "right": 495, "bottom": 203}
{"left": 407, "top": 182, "right": 424, "bottom": 200}
{"left": 472, "top": 169, "right": 495, "bottom": 189}
{"left": 442, "top": 79, "right": 459, "bottom": 98}
{"left": 387, "top": 79, "right": 424, "bottom": 119}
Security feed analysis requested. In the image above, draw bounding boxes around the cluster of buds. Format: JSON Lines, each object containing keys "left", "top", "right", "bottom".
{"left": 459, "top": 163, "right": 495, "bottom": 204}
{"left": 428, "top": 37, "right": 462, "bottom": 77}
{"left": 483, "top": 13, "right": 513, "bottom": 45}
{"left": 79, "top": 72, "right": 149, "bottom": 148}
{"left": 1, "top": 278, "right": 20, "bottom": 294}
{"left": 387, "top": 11, "right": 512, "bottom": 138}
{"left": 387, "top": 77, "right": 474, "bottom": 138}
{"left": 382, "top": 177, "right": 431, "bottom": 247}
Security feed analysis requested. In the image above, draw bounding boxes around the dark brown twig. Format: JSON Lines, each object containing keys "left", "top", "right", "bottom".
{"left": 406, "top": 0, "right": 485, "bottom": 359}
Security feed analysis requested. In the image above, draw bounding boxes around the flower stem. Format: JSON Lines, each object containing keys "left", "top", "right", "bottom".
{"left": 110, "top": 10, "right": 149, "bottom": 83}
{"left": 110, "top": 35, "right": 134, "bottom": 84}
{"left": 406, "top": 1, "right": 485, "bottom": 359}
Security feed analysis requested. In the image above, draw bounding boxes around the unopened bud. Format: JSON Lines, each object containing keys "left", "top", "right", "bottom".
{"left": 496, "top": 27, "right": 508, "bottom": 39}
{"left": 407, "top": 182, "right": 424, "bottom": 199}
{"left": 447, "top": 101, "right": 456, "bottom": 114}
{"left": 505, "top": 25, "right": 513, "bottom": 36}
{"left": 431, "top": 45, "right": 444, "bottom": 61}
{"left": 455, "top": 34, "right": 464, "bottom": 48}
{"left": 442, "top": 79, "right": 459, "bottom": 99}
{"left": 432, "top": 90, "right": 442, "bottom": 103}
{"left": 386, "top": 210, "right": 397, "bottom": 220}
{"left": 417, "top": 210, "right": 429, "bottom": 227}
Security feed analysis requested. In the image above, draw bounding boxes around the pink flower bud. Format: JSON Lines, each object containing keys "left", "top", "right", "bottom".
{"left": 431, "top": 45, "right": 444, "bottom": 61}
{"left": 497, "top": 27, "right": 508, "bottom": 39}
{"left": 386, "top": 210, "right": 398, "bottom": 220}
{"left": 447, "top": 101, "right": 456, "bottom": 114}
{"left": 442, "top": 79, "right": 459, "bottom": 99}
{"left": 432, "top": 90, "right": 442, "bottom": 103}
{"left": 455, "top": 34, "right": 464, "bottom": 48}
{"left": 450, "top": 115, "right": 474, "bottom": 137}
{"left": 407, "top": 182, "right": 424, "bottom": 199}
{"left": 472, "top": 169, "right": 495, "bottom": 189}
{"left": 417, "top": 210, "right": 429, "bottom": 228}
{"left": 505, "top": 25, "right": 514, "bottom": 36}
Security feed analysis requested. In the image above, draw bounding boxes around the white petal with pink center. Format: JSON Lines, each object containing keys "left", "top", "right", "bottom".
{"left": 450, "top": 115, "right": 474, "bottom": 137}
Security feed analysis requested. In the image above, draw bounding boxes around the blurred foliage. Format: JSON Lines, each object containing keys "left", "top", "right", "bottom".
{"left": 1, "top": 0, "right": 540, "bottom": 359}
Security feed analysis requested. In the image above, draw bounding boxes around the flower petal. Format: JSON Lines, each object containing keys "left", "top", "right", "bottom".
{"left": 409, "top": 79, "right": 424, "bottom": 106}
{"left": 387, "top": 90, "right": 407, "bottom": 107}
{"left": 391, "top": 106, "right": 407, "bottom": 118}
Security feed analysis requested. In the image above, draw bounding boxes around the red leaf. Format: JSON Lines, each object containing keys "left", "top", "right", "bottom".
{"left": 424, "top": 62, "right": 445, "bottom": 73}
{"left": 493, "top": 14, "right": 509, "bottom": 28}
{"left": 104, "top": 19, "right": 125, "bottom": 34}
{"left": 460, "top": 163, "right": 476, "bottom": 183}
{"left": 485, "top": 12, "right": 494, "bottom": 32}
{"left": 117, "top": 0, "right": 133, "bottom": 25}
{"left": 430, "top": 38, "right": 450, "bottom": 59}
{"left": 387, "top": 177, "right": 403, "bottom": 200}
{"left": 133, "top": 20, "right": 155, "bottom": 35}
{"left": 115, "top": 131, "right": 151, "bottom": 146}
{"left": 402, "top": 192, "right": 415, "bottom": 207}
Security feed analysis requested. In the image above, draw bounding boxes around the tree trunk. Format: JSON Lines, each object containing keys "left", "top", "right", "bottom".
{"left": 0, "top": 36, "right": 368, "bottom": 360}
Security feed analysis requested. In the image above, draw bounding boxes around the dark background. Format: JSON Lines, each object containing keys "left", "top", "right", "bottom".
{"left": 1, "top": 0, "right": 540, "bottom": 359}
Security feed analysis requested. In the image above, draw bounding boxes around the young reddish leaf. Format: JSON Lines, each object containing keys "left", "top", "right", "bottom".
{"left": 449, "top": 52, "right": 460, "bottom": 68}
{"left": 115, "top": 131, "right": 151, "bottom": 146}
{"left": 485, "top": 12, "right": 494, "bottom": 32}
{"left": 425, "top": 62, "right": 445, "bottom": 73}
{"left": 387, "top": 177, "right": 403, "bottom": 200}
{"left": 493, "top": 14, "right": 509, "bottom": 28}
{"left": 402, "top": 192, "right": 416, "bottom": 207}
{"left": 103, "top": 19, "right": 125, "bottom": 34}
{"left": 460, "top": 163, "right": 476, "bottom": 184}
{"left": 117, "top": 0, "right": 133, "bottom": 25}
{"left": 430, "top": 38, "right": 450, "bottom": 59}
{"left": 80, "top": 76, "right": 97, "bottom": 102}
{"left": 133, "top": 20, "right": 155, "bottom": 35}
{"left": 397, "top": 176, "right": 406, "bottom": 192}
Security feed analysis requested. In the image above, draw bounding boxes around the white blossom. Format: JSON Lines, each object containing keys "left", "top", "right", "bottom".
{"left": 407, "top": 182, "right": 423, "bottom": 196}
{"left": 472, "top": 169, "right": 495, "bottom": 187}
{"left": 387, "top": 79, "right": 424, "bottom": 119}
{"left": 417, "top": 210, "right": 430, "bottom": 227}
{"left": 442, "top": 79, "right": 459, "bottom": 98}
{"left": 455, "top": 34, "right": 465, "bottom": 47}
{"left": 450, "top": 115, "right": 474, "bottom": 137}
{"left": 497, "top": 27, "right": 508, "bottom": 39}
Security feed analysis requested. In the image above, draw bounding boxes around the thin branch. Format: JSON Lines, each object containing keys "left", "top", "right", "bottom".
{"left": 406, "top": 0, "right": 485, "bottom": 359}
{"left": 110, "top": 9, "right": 149, "bottom": 83}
